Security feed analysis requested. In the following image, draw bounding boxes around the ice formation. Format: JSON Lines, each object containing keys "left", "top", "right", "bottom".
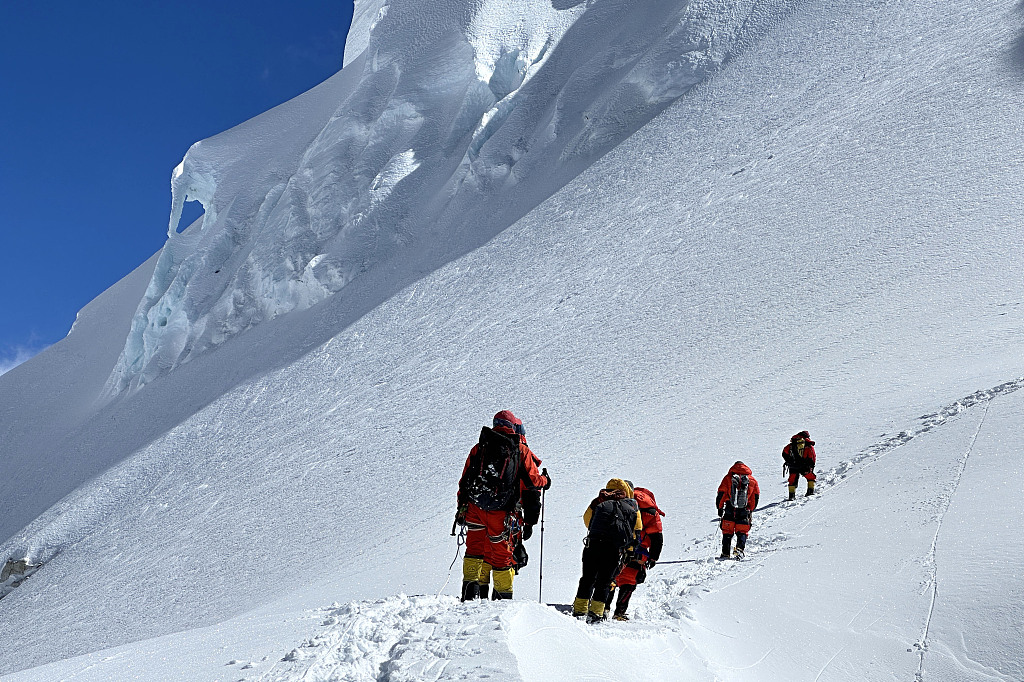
{"left": 107, "top": 0, "right": 770, "bottom": 392}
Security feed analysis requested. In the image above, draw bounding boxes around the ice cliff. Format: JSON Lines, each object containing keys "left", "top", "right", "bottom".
{"left": 107, "top": 0, "right": 778, "bottom": 392}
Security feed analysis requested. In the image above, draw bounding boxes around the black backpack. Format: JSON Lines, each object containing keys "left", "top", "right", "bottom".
{"left": 587, "top": 496, "right": 638, "bottom": 549}
{"left": 461, "top": 426, "right": 521, "bottom": 511}
{"left": 729, "top": 474, "right": 750, "bottom": 510}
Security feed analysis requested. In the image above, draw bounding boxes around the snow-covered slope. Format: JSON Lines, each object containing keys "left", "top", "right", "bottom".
{"left": 2, "top": 0, "right": 1023, "bottom": 679}
{"left": 0, "top": 252, "right": 159, "bottom": 542}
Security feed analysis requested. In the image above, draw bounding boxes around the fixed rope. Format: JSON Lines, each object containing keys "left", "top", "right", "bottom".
{"left": 438, "top": 525, "right": 466, "bottom": 597}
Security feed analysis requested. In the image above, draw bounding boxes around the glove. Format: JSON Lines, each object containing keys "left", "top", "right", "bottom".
{"left": 455, "top": 502, "right": 468, "bottom": 525}
{"left": 541, "top": 467, "right": 552, "bottom": 490}
{"left": 522, "top": 524, "right": 533, "bottom": 541}
{"left": 647, "top": 559, "right": 656, "bottom": 569}
{"left": 717, "top": 507, "right": 724, "bottom": 518}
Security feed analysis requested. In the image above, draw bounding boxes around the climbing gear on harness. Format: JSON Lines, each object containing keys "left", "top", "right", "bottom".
{"left": 486, "top": 507, "right": 522, "bottom": 544}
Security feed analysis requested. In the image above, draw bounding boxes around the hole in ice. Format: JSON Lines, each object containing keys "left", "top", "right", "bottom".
{"left": 176, "top": 201, "right": 205, "bottom": 234}
{"left": 157, "top": 317, "right": 168, "bottom": 327}
{"left": 1, "top": 558, "right": 43, "bottom": 599}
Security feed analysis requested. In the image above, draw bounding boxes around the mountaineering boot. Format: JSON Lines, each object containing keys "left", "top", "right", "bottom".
{"left": 586, "top": 600, "right": 606, "bottom": 624}
{"left": 460, "top": 580, "right": 479, "bottom": 602}
{"left": 734, "top": 533, "right": 747, "bottom": 559}
{"left": 476, "top": 583, "right": 491, "bottom": 600}
{"left": 788, "top": 485, "right": 796, "bottom": 501}
{"left": 806, "top": 481, "right": 815, "bottom": 496}
{"left": 461, "top": 556, "right": 484, "bottom": 601}
{"left": 492, "top": 590, "right": 513, "bottom": 600}
{"left": 573, "top": 597, "right": 590, "bottom": 618}
{"left": 612, "top": 612, "right": 630, "bottom": 621}
{"left": 720, "top": 534, "right": 732, "bottom": 559}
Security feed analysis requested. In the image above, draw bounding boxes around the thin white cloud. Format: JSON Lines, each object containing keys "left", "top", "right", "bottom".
{"left": 0, "top": 344, "right": 47, "bottom": 376}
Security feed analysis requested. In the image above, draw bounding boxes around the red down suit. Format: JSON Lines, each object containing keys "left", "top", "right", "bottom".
{"left": 716, "top": 462, "right": 760, "bottom": 535}
{"left": 614, "top": 487, "right": 665, "bottom": 587}
{"left": 459, "top": 426, "right": 547, "bottom": 570}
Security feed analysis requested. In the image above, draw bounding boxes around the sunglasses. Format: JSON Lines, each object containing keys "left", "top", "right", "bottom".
{"left": 494, "top": 418, "right": 527, "bottom": 437}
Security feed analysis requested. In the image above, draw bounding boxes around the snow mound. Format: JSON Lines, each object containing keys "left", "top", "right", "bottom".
{"left": 268, "top": 595, "right": 704, "bottom": 681}
{"left": 107, "top": 0, "right": 777, "bottom": 392}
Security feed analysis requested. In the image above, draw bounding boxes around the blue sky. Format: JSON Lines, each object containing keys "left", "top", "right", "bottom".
{"left": 0, "top": 1, "right": 354, "bottom": 373}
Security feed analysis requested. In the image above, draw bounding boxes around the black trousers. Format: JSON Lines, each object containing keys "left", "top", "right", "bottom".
{"left": 576, "top": 539, "right": 622, "bottom": 606}
{"left": 614, "top": 584, "right": 636, "bottom": 614}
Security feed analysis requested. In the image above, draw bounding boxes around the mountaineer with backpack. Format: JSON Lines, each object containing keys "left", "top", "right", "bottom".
{"left": 573, "top": 478, "right": 642, "bottom": 623}
{"left": 782, "top": 430, "right": 816, "bottom": 499}
{"left": 716, "top": 462, "right": 760, "bottom": 559}
{"left": 456, "top": 410, "right": 551, "bottom": 601}
{"left": 609, "top": 484, "right": 664, "bottom": 621}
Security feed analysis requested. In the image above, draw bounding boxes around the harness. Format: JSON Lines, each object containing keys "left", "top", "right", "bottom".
{"left": 485, "top": 504, "right": 525, "bottom": 546}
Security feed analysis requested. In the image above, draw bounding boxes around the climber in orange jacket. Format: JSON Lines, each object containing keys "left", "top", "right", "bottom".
{"left": 716, "top": 462, "right": 760, "bottom": 559}
{"left": 457, "top": 410, "right": 550, "bottom": 601}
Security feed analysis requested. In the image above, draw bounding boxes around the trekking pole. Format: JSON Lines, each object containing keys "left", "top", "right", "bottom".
{"left": 538, "top": 477, "right": 546, "bottom": 603}
{"left": 656, "top": 559, "right": 700, "bottom": 565}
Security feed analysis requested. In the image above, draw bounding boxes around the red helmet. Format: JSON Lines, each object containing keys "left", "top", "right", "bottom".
{"left": 493, "top": 410, "right": 526, "bottom": 436}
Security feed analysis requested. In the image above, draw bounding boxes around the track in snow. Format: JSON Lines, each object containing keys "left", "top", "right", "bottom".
{"left": 911, "top": 400, "right": 988, "bottom": 680}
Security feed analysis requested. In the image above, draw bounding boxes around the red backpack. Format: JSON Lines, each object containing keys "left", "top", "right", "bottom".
{"left": 633, "top": 487, "right": 665, "bottom": 521}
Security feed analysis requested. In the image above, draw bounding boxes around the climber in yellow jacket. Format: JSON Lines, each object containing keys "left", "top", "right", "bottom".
{"left": 572, "top": 478, "right": 642, "bottom": 623}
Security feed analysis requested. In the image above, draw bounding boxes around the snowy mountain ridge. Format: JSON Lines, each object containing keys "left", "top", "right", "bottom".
{"left": 107, "top": 0, "right": 775, "bottom": 392}
{"left": 2, "top": 0, "right": 1023, "bottom": 679}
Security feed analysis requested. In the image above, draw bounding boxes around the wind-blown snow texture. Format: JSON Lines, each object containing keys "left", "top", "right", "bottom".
{"left": 2, "top": 0, "right": 1023, "bottom": 680}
